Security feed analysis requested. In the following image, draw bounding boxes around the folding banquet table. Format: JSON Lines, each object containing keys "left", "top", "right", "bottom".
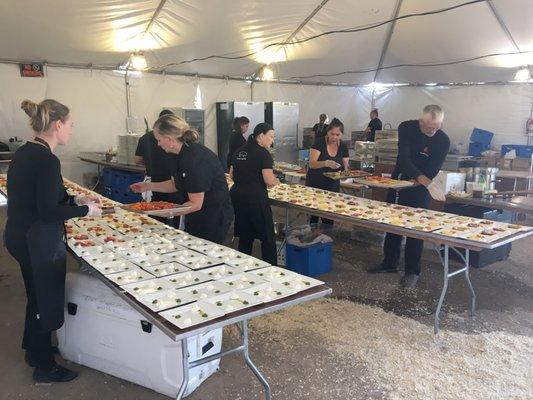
{"left": 268, "top": 188, "right": 533, "bottom": 334}
{"left": 0, "top": 177, "right": 331, "bottom": 400}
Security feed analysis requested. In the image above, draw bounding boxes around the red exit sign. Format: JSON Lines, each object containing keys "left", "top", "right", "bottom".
{"left": 20, "top": 63, "right": 44, "bottom": 77}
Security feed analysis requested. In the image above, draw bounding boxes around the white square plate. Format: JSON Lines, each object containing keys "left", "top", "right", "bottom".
{"left": 137, "top": 289, "right": 197, "bottom": 312}
{"left": 220, "top": 273, "right": 266, "bottom": 290}
{"left": 121, "top": 278, "right": 175, "bottom": 297}
{"left": 164, "top": 271, "right": 212, "bottom": 288}
{"left": 241, "top": 281, "right": 297, "bottom": 303}
{"left": 141, "top": 262, "right": 190, "bottom": 277}
{"left": 224, "top": 256, "right": 271, "bottom": 271}
{"left": 106, "top": 268, "right": 154, "bottom": 286}
{"left": 176, "top": 281, "right": 233, "bottom": 300}
{"left": 131, "top": 254, "right": 170, "bottom": 268}
{"left": 201, "top": 264, "right": 243, "bottom": 280}
{"left": 90, "top": 259, "right": 138, "bottom": 275}
{"left": 204, "top": 290, "right": 262, "bottom": 314}
{"left": 159, "top": 301, "right": 225, "bottom": 329}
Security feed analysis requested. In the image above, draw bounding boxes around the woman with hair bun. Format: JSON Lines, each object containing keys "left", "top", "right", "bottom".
{"left": 131, "top": 114, "right": 233, "bottom": 243}
{"left": 5, "top": 99, "right": 102, "bottom": 383}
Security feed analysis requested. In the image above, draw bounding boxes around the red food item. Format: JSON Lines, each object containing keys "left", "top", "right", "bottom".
{"left": 74, "top": 234, "right": 89, "bottom": 240}
{"left": 129, "top": 201, "right": 177, "bottom": 211}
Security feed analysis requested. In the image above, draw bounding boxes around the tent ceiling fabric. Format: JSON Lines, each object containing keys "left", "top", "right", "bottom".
{"left": 0, "top": 0, "right": 531, "bottom": 84}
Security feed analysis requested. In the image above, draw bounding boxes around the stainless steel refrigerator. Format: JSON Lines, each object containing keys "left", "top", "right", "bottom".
{"left": 265, "top": 102, "right": 299, "bottom": 164}
{"left": 216, "top": 101, "right": 265, "bottom": 169}
{"left": 164, "top": 107, "right": 206, "bottom": 144}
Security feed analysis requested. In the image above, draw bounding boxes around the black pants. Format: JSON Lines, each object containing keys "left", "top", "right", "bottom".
{"left": 238, "top": 235, "right": 278, "bottom": 266}
{"left": 5, "top": 233, "right": 54, "bottom": 369}
{"left": 383, "top": 185, "right": 431, "bottom": 275}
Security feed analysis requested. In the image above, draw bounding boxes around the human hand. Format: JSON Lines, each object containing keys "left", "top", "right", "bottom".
{"left": 86, "top": 203, "right": 102, "bottom": 217}
{"left": 416, "top": 175, "right": 432, "bottom": 187}
{"left": 325, "top": 160, "right": 341, "bottom": 169}
{"left": 130, "top": 182, "right": 150, "bottom": 193}
{"left": 75, "top": 194, "right": 101, "bottom": 205}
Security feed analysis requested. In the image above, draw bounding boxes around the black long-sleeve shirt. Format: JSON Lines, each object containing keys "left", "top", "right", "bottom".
{"left": 392, "top": 120, "right": 450, "bottom": 181}
{"left": 6, "top": 142, "right": 88, "bottom": 232}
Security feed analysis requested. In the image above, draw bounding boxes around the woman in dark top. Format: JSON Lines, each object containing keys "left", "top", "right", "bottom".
{"left": 226, "top": 116, "right": 250, "bottom": 170}
{"left": 131, "top": 115, "right": 233, "bottom": 244}
{"left": 5, "top": 99, "right": 102, "bottom": 383}
{"left": 229, "top": 123, "right": 278, "bottom": 265}
{"left": 306, "top": 118, "right": 350, "bottom": 225}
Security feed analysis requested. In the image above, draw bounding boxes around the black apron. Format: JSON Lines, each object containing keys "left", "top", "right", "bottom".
{"left": 230, "top": 182, "right": 275, "bottom": 242}
{"left": 26, "top": 221, "right": 67, "bottom": 332}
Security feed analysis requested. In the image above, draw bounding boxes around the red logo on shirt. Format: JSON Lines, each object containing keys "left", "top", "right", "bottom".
{"left": 420, "top": 147, "right": 429, "bottom": 156}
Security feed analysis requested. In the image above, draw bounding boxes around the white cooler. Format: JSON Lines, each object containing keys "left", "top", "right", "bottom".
{"left": 57, "top": 270, "right": 222, "bottom": 398}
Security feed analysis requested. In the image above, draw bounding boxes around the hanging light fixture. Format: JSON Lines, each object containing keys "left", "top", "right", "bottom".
{"left": 260, "top": 65, "right": 275, "bottom": 81}
{"left": 130, "top": 52, "right": 148, "bottom": 71}
{"left": 514, "top": 66, "right": 531, "bottom": 81}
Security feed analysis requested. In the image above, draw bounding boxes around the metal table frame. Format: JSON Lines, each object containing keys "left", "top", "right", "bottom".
{"left": 271, "top": 199, "right": 532, "bottom": 334}
{"left": 75, "top": 258, "right": 330, "bottom": 400}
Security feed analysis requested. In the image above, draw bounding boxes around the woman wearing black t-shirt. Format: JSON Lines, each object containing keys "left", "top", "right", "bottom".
{"left": 5, "top": 99, "right": 102, "bottom": 383}
{"left": 229, "top": 123, "right": 278, "bottom": 265}
{"left": 305, "top": 118, "right": 349, "bottom": 225}
{"left": 131, "top": 115, "right": 233, "bottom": 244}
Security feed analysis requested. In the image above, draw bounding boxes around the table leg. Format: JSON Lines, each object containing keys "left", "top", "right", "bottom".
{"left": 464, "top": 249, "right": 476, "bottom": 317}
{"left": 175, "top": 338, "right": 190, "bottom": 400}
{"left": 242, "top": 320, "right": 272, "bottom": 400}
{"left": 435, "top": 245, "right": 449, "bottom": 334}
{"left": 277, "top": 207, "right": 290, "bottom": 257}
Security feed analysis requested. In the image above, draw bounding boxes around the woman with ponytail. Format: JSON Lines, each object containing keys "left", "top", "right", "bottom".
{"left": 131, "top": 114, "right": 233, "bottom": 243}
{"left": 229, "top": 123, "right": 278, "bottom": 265}
{"left": 5, "top": 99, "right": 101, "bottom": 383}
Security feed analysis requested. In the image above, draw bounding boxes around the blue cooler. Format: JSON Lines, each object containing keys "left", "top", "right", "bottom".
{"left": 286, "top": 242, "right": 332, "bottom": 277}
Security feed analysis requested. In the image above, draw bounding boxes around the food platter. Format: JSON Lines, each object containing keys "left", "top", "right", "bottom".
{"left": 121, "top": 201, "right": 192, "bottom": 217}
{"left": 323, "top": 170, "right": 370, "bottom": 180}
{"left": 352, "top": 175, "right": 415, "bottom": 189}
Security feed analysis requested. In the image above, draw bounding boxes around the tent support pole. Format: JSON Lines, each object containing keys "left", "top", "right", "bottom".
{"left": 371, "top": 0, "right": 403, "bottom": 109}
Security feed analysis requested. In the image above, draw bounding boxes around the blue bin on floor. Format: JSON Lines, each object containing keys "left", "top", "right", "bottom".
{"left": 286, "top": 242, "right": 332, "bottom": 277}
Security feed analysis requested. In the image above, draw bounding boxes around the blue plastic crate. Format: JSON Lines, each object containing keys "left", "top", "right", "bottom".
{"left": 468, "top": 142, "right": 489, "bottom": 156}
{"left": 102, "top": 168, "right": 115, "bottom": 187}
{"left": 299, "top": 149, "right": 310, "bottom": 161}
{"left": 470, "top": 128, "right": 494, "bottom": 145}
{"left": 112, "top": 189, "right": 141, "bottom": 204}
{"left": 286, "top": 242, "right": 332, "bottom": 277}
{"left": 501, "top": 144, "right": 533, "bottom": 158}
{"left": 112, "top": 171, "right": 145, "bottom": 191}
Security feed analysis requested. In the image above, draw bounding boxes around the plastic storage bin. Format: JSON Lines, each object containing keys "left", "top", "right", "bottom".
{"left": 470, "top": 128, "right": 494, "bottom": 146}
{"left": 500, "top": 144, "right": 533, "bottom": 158}
{"left": 57, "top": 271, "right": 222, "bottom": 398}
{"left": 286, "top": 242, "right": 332, "bottom": 277}
{"left": 468, "top": 142, "right": 490, "bottom": 156}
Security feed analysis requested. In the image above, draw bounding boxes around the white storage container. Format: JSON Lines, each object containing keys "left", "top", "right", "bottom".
{"left": 433, "top": 171, "right": 467, "bottom": 195}
{"left": 57, "top": 270, "right": 222, "bottom": 398}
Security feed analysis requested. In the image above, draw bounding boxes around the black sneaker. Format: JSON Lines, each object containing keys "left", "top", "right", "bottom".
{"left": 33, "top": 363, "right": 78, "bottom": 383}
{"left": 399, "top": 274, "right": 419, "bottom": 289}
{"left": 367, "top": 263, "right": 399, "bottom": 274}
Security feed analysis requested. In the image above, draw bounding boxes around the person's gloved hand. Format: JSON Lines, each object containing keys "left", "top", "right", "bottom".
{"left": 427, "top": 180, "right": 446, "bottom": 201}
{"left": 75, "top": 194, "right": 101, "bottom": 205}
{"left": 324, "top": 160, "right": 340, "bottom": 169}
{"left": 85, "top": 203, "right": 102, "bottom": 217}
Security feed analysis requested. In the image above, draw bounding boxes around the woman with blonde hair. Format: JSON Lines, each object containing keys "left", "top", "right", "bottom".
{"left": 5, "top": 99, "right": 101, "bottom": 382}
{"left": 131, "top": 114, "right": 232, "bottom": 243}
